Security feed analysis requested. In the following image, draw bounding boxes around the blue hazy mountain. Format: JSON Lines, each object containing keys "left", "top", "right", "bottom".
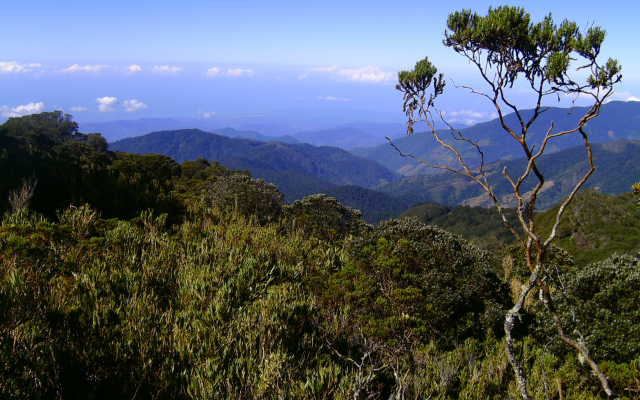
{"left": 352, "top": 101, "right": 640, "bottom": 176}
{"left": 109, "top": 129, "right": 398, "bottom": 189}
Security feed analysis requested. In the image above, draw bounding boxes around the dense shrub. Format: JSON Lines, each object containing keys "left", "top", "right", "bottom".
{"left": 207, "top": 173, "right": 284, "bottom": 225}
{"left": 283, "top": 194, "right": 370, "bottom": 242}
{"left": 538, "top": 253, "right": 640, "bottom": 365}
{"left": 0, "top": 206, "right": 340, "bottom": 398}
{"left": 307, "top": 218, "right": 510, "bottom": 398}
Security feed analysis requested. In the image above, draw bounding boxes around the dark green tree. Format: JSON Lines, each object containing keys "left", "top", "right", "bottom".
{"left": 207, "top": 173, "right": 284, "bottom": 225}
{"left": 309, "top": 218, "right": 508, "bottom": 398}
{"left": 283, "top": 194, "right": 370, "bottom": 242}
{"left": 394, "top": 6, "right": 622, "bottom": 398}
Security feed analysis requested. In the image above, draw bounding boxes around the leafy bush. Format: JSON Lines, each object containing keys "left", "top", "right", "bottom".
{"left": 308, "top": 218, "right": 510, "bottom": 398}
{"left": 208, "top": 173, "right": 284, "bottom": 225}
{"left": 538, "top": 253, "right": 640, "bottom": 365}
{"left": 283, "top": 194, "right": 370, "bottom": 242}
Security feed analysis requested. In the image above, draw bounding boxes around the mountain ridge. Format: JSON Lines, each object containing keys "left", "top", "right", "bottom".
{"left": 352, "top": 101, "right": 640, "bottom": 175}
{"left": 109, "top": 128, "right": 399, "bottom": 190}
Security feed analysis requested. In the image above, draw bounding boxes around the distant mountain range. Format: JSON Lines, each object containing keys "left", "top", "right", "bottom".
{"left": 80, "top": 119, "right": 299, "bottom": 143}
{"left": 292, "top": 127, "right": 386, "bottom": 149}
{"left": 211, "top": 127, "right": 297, "bottom": 143}
{"left": 79, "top": 115, "right": 437, "bottom": 151}
{"left": 376, "top": 140, "right": 640, "bottom": 210}
{"left": 79, "top": 108, "right": 412, "bottom": 143}
{"left": 351, "top": 101, "right": 640, "bottom": 175}
{"left": 105, "top": 102, "right": 640, "bottom": 223}
{"left": 109, "top": 128, "right": 398, "bottom": 191}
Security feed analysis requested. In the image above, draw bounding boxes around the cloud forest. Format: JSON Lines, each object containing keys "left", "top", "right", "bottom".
{"left": 2, "top": 6, "right": 640, "bottom": 400}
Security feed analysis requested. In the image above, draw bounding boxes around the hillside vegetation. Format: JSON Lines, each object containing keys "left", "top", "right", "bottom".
{"left": 399, "top": 203, "right": 523, "bottom": 253}
{"left": 536, "top": 190, "right": 640, "bottom": 266}
{"left": 377, "top": 140, "right": 640, "bottom": 210}
{"left": 3, "top": 112, "right": 640, "bottom": 399}
{"left": 399, "top": 190, "right": 640, "bottom": 267}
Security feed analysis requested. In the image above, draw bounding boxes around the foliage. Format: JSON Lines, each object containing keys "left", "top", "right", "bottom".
{"left": 0, "top": 206, "right": 338, "bottom": 398}
{"left": 283, "top": 194, "right": 370, "bottom": 243}
{"left": 399, "top": 202, "right": 523, "bottom": 254}
{"left": 208, "top": 173, "right": 284, "bottom": 225}
{"left": 535, "top": 253, "right": 640, "bottom": 365}
{"left": 535, "top": 190, "right": 640, "bottom": 267}
{"left": 322, "top": 185, "right": 415, "bottom": 225}
{"left": 2, "top": 110, "right": 82, "bottom": 148}
{"left": 307, "top": 218, "right": 509, "bottom": 397}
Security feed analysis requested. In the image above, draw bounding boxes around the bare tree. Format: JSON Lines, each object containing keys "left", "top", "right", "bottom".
{"left": 392, "top": 6, "right": 622, "bottom": 399}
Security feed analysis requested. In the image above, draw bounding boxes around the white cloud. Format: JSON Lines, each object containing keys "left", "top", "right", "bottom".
{"left": 123, "top": 99, "right": 147, "bottom": 112}
{"left": 203, "top": 111, "right": 216, "bottom": 118}
{"left": 70, "top": 106, "right": 88, "bottom": 112}
{"left": 606, "top": 91, "right": 640, "bottom": 102}
{"left": 337, "top": 67, "right": 393, "bottom": 83}
{"left": 128, "top": 64, "right": 142, "bottom": 73}
{"left": 317, "top": 96, "right": 350, "bottom": 101}
{"left": 441, "top": 110, "right": 498, "bottom": 126}
{"left": 0, "top": 61, "right": 39, "bottom": 73}
{"left": 307, "top": 65, "right": 393, "bottom": 83}
{"left": 96, "top": 96, "right": 118, "bottom": 112}
{"left": 205, "top": 67, "right": 222, "bottom": 77}
{"left": 298, "top": 73, "right": 308, "bottom": 80}
{"left": 59, "top": 64, "right": 109, "bottom": 73}
{"left": 154, "top": 65, "right": 183, "bottom": 74}
{"left": 205, "top": 67, "right": 254, "bottom": 77}
{"left": 308, "top": 65, "right": 339, "bottom": 72}
{"left": 1, "top": 102, "right": 46, "bottom": 117}
{"left": 226, "top": 68, "right": 253, "bottom": 77}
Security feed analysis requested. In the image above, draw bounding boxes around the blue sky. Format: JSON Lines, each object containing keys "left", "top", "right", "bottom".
{"left": 2, "top": 0, "right": 639, "bottom": 128}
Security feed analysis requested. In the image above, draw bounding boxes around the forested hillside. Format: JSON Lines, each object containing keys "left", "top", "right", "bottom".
{"left": 536, "top": 190, "right": 640, "bottom": 267}
{"left": 3, "top": 111, "right": 639, "bottom": 399}
{"left": 377, "top": 140, "right": 640, "bottom": 209}
{"left": 400, "top": 190, "right": 640, "bottom": 266}
{"left": 109, "top": 129, "right": 398, "bottom": 188}
{"left": 398, "top": 203, "right": 523, "bottom": 253}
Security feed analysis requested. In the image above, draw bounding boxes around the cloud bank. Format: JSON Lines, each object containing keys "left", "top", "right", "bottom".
{"left": 308, "top": 65, "right": 393, "bottom": 83}
{"left": 440, "top": 109, "right": 498, "bottom": 126}
{"left": 206, "top": 67, "right": 254, "bottom": 77}
{"left": 1, "top": 61, "right": 41, "bottom": 73}
{"left": 154, "top": 66, "right": 183, "bottom": 74}
{"left": 606, "top": 91, "right": 640, "bottom": 102}
{"left": 317, "top": 96, "right": 350, "bottom": 101}
{"left": 60, "top": 64, "right": 109, "bottom": 73}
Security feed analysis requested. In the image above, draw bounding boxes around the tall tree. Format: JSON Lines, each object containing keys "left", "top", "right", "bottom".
{"left": 393, "top": 6, "right": 622, "bottom": 399}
